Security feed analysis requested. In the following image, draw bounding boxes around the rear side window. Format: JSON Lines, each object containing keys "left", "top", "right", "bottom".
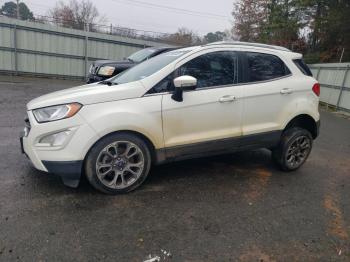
{"left": 244, "top": 52, "right": 291, "bottom": 82}
{"left": 293, "top": 59, "right": 313, "bottom": 76}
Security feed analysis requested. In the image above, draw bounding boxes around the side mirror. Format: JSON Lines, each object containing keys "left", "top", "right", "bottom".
{"left": 171, "top": 75, "right": 197, "bottom": 102}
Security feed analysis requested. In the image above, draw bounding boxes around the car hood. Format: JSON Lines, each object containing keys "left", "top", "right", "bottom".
{"left": 27, "top": 81, "right": 146, "bottom": 110}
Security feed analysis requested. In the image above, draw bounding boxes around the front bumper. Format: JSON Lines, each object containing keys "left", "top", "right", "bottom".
{"left": 21, "top": 111, "right": 99, "bottom": 187}
{"left": 42, "top": 160, "right": 83, "bottom": 187}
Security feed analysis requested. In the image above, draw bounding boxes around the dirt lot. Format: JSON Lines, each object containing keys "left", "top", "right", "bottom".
{"left": 0, "top": 76, "right": 349, "bottom": 261}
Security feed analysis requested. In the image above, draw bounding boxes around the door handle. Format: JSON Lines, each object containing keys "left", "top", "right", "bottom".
{"left": 280, "top": 88, "right": 293, "bottom": 95}
{"left": 219, "top": 95, "right": 236, "bottom": 103}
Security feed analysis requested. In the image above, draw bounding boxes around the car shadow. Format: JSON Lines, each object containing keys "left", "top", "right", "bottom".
{"left": 25, "top": 149, "right": 280, "bottom": 197}
{"left": 148, "top": 149, "right": 277, "bottom": 182}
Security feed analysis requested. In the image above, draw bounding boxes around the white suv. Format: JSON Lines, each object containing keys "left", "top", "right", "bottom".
{"left": 21, "top": 42, "right": 320, "bottom": 194}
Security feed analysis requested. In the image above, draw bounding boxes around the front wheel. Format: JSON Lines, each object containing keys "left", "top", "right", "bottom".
{"left": 85, "top": 133, "right": 152, "bottom": 194}
{"left": 272, "top": 127, "right": 313, "bottom": 171}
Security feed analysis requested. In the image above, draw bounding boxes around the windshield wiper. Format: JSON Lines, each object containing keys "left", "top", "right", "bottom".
{"left": 127, "top": 58, "right": 134, "bottom": 62}
{"left": 99, "top": 80, "right": 118, "bottom": 86}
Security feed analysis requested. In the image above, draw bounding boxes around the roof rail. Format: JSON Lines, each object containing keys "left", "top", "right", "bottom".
{"left": 205, "top": 41, "right": 291, "bottom": 52}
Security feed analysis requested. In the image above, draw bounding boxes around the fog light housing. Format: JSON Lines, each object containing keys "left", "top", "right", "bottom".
{"left": 39, "top": 130, "right": 71, "bottom": 147}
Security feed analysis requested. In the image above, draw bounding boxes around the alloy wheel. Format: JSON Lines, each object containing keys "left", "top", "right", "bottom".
{"left": 95, "top": 141, "right": 145, "bottom": 189}
{"left": 285, "top": 135, "right": 311, "bottom": 169}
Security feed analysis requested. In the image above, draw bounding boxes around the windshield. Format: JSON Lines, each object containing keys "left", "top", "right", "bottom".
{"left": 111, "top": 49, "right": 190, "bottom": 85}
{"left": 127, "top": 48, "right": 157, "bottom": 63}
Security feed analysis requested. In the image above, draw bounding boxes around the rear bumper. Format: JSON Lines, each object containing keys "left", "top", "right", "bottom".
{"left": 315, "top": 120, "right": 320, "bottom": 138}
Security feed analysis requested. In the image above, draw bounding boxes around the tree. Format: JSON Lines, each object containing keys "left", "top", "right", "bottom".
{"left": 232, "top": 0, "right": 308, "bottom": 51}
{"left": 204, "top": 31, "right": 227, "bottom": 43}
{"left": 18, "top": 2, "right": 34, "bottom": 20}
{"left": 0, "top": 1, "right": 34, "bottom": 20}
{"left": 294, "top": 0, "right": 350, "bottom": 62}
{"left": 307, "top": 0, "right": 350, "bottom": 62}
{"left": 163, "top": 27, "right": 203, "bottom": 46}
{"left": 0, "top": 1, "right": 16, "bottom": 18}
{"left": 259, "top": 0, "right": 304, "bottom": 49}
{"left": 232, "top": 0, "right": 267, "bottom": 42}
{"left": 49, "top": 0, "right": 105, "bottom": 30}
{"left": 232, "top": 0, "right": 350, "bottom": 62}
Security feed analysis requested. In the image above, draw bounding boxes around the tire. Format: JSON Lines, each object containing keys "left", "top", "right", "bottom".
{"left": 85, "top": 133, "right": 152, "bottom": 194}
{"left": 272, "top": 127, "right": 313, "bottom": 171}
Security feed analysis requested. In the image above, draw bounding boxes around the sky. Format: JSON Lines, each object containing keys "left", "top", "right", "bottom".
{"left": 9, "top": 0, "right": 234, "bottom": 35}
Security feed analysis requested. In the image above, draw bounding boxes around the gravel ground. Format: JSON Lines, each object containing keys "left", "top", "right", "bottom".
{"left": 0, "top": 76, "right": 349, "bottom": 261}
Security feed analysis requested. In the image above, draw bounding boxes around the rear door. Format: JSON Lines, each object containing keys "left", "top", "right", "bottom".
{"left": 240, "top": 51, "right": 295, "bottom": 138}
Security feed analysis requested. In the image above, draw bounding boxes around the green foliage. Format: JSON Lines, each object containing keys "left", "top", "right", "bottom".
{"left": 18, "top": 2, "right": 34, "bottom": 20}
{"left": 259, "top": 1, "right": 301, "bottom": 46}
{"left": 0, "top": 1, "right": 17, "bottom": 17}
{"left": 232, "top": 0, "right": 350, "bottom": 62}
{"left": 0, "top": 1, "right": 34, "bottom": 20}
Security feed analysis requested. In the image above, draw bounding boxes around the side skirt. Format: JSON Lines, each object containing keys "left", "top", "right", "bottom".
{"left": 155, "top": 130, "right": 282, "bottom": 164}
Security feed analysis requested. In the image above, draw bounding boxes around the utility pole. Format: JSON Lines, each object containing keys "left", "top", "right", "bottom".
{"left": 16, "top": 0, "right": 20, "bottom": 19}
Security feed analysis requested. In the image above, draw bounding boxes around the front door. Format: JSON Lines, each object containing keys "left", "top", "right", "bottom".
{"left": 161, "top": 50, "right": 244, "bottom": 159}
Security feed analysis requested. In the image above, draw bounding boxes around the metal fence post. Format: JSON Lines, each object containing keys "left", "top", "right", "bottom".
{"left": 315, "top": 66, "right": 321, "bottom": 80}
{"left": 13, "top": 23, "right": 18, "bottom": 75}
{"left": 84, "top": 23, "right": 89, "bottom": 79}
{"left": 336, "top": 66, "right": 349, "bottom": 111}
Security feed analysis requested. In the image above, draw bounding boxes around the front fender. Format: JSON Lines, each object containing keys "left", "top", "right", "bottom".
{"left": 79, "top": 96, "right": 164, "bottom": 153}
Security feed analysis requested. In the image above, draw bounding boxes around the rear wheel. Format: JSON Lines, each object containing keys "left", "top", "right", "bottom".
{"left": 272, "top": 127, "right": 313, "bottom": 171}
{"left": 85, "top": 133, "right": 151, "bottom": 194}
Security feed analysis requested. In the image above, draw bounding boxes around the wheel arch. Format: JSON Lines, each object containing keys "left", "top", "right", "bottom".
{"left": 83, "top": 130, "right": 158, "bottom": 165}
{"left": 283, "top": 114, "right": 319, "bottom": 139}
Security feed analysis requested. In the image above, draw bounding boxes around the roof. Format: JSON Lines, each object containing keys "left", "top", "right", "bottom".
{"left": 205, "top": 41, "right": 291, "bottom": 52}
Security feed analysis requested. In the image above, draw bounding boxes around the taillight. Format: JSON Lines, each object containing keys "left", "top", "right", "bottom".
{"left": 312, "top": 83, "right": 320, "bottom": 96}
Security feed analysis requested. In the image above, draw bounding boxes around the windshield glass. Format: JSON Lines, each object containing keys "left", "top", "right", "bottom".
{"left": 127, "top": 48, "right": 157, "bottom": 63}
{"left": 111, "top": 49, "right": 190, "bottom": 85}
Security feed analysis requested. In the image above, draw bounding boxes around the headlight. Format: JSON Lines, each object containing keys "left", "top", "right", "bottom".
{"left": 32, "top": 103, "right": 82, "bottom": 123}
{"left": 98, "top": 66, "right": 115, "bottom": 76}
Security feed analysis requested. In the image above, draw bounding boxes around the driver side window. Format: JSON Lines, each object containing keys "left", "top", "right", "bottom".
{"left": 178, "top": 51, "right": 238, "bottom": 89}
{"left": 149, "top": 51, "right": 238, "bottom": 94}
